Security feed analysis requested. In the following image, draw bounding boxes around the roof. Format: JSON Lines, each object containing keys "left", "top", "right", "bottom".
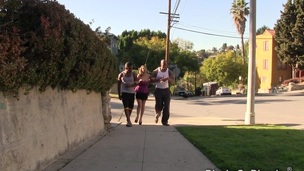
{"left": 256, "top": 29, "right": 275, "bottom": 38}
{"left": 265, "top": 29, "right": 275, "bottom": 36}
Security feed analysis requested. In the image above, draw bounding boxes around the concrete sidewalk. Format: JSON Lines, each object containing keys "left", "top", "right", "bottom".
{"left": 43, "top": 90, "right": 304, "bottom": 171}
{"left": 44, "top": 123, "right": 219, "bottom": 171}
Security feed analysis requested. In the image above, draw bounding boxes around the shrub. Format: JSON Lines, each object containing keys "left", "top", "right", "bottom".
{"left": 0, "top": 0, "right": 117, "bottom": 96}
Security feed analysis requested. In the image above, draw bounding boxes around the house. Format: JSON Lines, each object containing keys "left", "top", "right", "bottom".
{"left": 255, "top": 29, "right": 292, "bottom": 93}
{"left": 108, "top": 33, "right": 119, "bottom": 56}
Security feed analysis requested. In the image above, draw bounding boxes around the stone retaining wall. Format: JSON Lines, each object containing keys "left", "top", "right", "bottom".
{"left": 0, "top": 88, "right": 108, "bottom": 171}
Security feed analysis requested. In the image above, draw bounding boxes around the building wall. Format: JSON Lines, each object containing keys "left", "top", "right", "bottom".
{"left": 0, "top": 88, "right": 106, "bottom": 171}
{"left": 256, "top": 30, "right": 292, "bottom": 93}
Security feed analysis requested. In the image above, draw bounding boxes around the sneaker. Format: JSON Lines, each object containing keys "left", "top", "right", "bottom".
{"left": 126, "top": 122, "right": 132, "bottom": 127}
{"left": 162, "top": 123, "right": 170, "bottom": 126}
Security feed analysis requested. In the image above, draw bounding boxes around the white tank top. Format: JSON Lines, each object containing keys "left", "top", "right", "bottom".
{"left": 155, "top": 67, "right": 169, "bottom": 89}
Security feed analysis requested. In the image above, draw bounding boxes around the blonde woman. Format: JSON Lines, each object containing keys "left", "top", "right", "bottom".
{"left": 134, "top": 65, "right": 150, "bottom": 125}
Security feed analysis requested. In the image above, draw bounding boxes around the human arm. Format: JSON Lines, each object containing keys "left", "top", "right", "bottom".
{"left": 151, "top": 69, "right": 175, "bottom": 84}
{"left": 167, "top": 70, "right": 175, "bottom": 84}
{"left": 117, "top": 73, "right": 123, "bottom": 100}
{"left": 150, "top": 69, "right": 159, "bottom": 83}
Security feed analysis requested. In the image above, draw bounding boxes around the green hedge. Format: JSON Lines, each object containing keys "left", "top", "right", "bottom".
{"left": 0, "top": 0, "right": 117, "bottom": 96}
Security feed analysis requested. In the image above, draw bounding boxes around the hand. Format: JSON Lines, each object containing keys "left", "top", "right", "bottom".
{"left": 159, "top": 77, "right": 168, "bottom": 82}
{"left": 118, "top": 94, "right": 122, "bottom": 100}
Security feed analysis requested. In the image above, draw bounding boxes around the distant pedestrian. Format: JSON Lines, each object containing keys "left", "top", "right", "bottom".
{"left": 134, "top": 65, "right": 150, "bottom": 125}
{"left": 151, "top": 59, "right": 175, "bottom": 126}
{"left": 117, "top": 62, "right": 137, "bottom": 127}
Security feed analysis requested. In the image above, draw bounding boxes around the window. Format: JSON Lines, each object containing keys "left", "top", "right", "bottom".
{"left": 263, "top": 59, "right": 269, "bottom": 70}
{"left": 263, "top": 41, "right": 269, "bottom": 51}
{"left": 277, "top": 60, "right": 287, "bottom": 70}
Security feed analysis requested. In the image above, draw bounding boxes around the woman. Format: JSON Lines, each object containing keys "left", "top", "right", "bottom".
{"left": 134, "top": 65, "right": 150, "bottom": 125}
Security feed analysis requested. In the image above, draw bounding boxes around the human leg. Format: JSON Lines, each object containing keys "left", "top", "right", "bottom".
{"left": 139, "top": 99, "right": 146, "bottom": 125}
{"left": 135, "top": 98, "right": 142, "bottom": 123}
{"left": 122, "top": 93, "right": 135, "bottom": 127}
{"left": 154, "top": 89, "right": 163, "bottom": 123}
{"left": 161, "top": 89, "right": 171, "bottom": 126}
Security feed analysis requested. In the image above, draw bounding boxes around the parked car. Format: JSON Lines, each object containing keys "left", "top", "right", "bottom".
{"left": 177, "top": 91, "right": 188, "bottom": 98}
{"left": 216, "top": 87, "right": 232, "bottom": 95}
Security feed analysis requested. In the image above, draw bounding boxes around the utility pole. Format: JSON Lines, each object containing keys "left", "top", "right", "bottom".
{"left": 165, "top": 0, "right": 171, "bottom": 65}
{"left": 160, "top": 0, "right": 179, "bottom": 65}
{"left": 245, "top": 0, "right": 256, "bottom": 125}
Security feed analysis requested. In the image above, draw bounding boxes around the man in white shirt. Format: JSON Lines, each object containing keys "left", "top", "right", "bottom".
{"left": 151, "top": 59, "right": 175, "bottom": 126}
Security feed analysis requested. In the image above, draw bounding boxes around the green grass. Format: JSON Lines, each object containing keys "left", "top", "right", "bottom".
{"left": 176, "top": 125, "right": 304, "bottom": 170}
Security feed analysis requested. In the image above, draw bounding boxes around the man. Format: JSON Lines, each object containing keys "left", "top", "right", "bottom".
{"left": 117, "top": 62, "right": 137, "bottom": 127}
{"left": 151, "top": 59, "right": 175, "bottom": 126}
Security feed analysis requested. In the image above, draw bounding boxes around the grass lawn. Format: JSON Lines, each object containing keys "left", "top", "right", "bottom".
{"left": 176, "top": 125, "right": 304, "bottom": 171}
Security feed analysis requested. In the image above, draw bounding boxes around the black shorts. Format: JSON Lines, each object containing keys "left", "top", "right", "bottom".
{"left": 136, "top": 92, "right": 148, "bottom": 100}
{"left": 121, "top": 92, "right": 135, "bottom": 109}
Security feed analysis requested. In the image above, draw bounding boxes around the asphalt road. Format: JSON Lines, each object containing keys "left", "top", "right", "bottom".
{"left": 110, "top": 91, "right": 304, "bottom": 129}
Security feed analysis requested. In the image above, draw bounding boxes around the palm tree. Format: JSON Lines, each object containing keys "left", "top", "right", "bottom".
{"left": 230, "top": 0, "right": 250, "bottom": 64}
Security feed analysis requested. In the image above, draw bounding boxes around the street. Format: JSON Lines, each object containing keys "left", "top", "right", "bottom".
{"left": 110, "top": 92, "right": 304, "bottom": 129}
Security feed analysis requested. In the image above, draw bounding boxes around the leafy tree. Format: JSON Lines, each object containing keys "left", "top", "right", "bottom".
{"left": 174, "top": 50, "right": 200, "bottom": 78}
{"left": 95, "top": 26, "right": 112, "bottom": 46}
{"left": 117, "top": 29, "right": 166, "bottom": 68}
{"left": 230, "top": 0, "right": 250, "bottom": 64}
{"left": 256, "top": 25, "right": 270, "bottom": 35}
{"left": 172, "top": 38, "right": 193, "bottom": 51}
{"left": 196, "top": 49, "right": 210, "bottom": 62}
{"left": 117, "top": 29, "right": 200, "bottom": 78}
{"left": 200, "top": 51, "right": 247, "bottom": 87}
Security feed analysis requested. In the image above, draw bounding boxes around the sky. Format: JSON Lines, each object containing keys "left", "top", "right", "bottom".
{"left": 56, "top": 0, "right": 288, "bottom": 51}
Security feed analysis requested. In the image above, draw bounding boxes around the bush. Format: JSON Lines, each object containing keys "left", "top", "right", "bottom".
{"left": 0, "top": 0, "right": 117, "bottom": 96}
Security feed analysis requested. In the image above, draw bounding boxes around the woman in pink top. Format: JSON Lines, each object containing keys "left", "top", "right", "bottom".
{"left": 134, "top": 65, "right": 150, "bottom": 125}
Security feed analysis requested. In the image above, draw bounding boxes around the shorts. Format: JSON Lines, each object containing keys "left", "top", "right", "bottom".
{"left": 136, "top": 92, "right": 148, "bottom": 100}
{"left": 121, "top": 92, "right": 135, "bottom": 110}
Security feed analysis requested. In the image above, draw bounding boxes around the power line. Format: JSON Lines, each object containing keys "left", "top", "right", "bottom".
{"left": 177, "top": 22, "right": 239, "bottom": 35}
{"left": 172, "top": 26, "right": 249, "bottom": 39}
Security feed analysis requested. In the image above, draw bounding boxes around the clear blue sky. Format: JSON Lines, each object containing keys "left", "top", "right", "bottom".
{"left": 56, "top": 0, "right": 287, "bottom": 51}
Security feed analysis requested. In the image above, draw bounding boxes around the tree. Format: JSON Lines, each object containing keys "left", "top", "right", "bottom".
{"left": 230, "top": 0, "right": 250, "bottom": 64}
{"left": 220, "top": 43, "right": 228, "bottom": 53}
{"left": 274, "top": 0, "right": 298, "bottom": 67}
{"left": 196, "top": 49, "right": 210, "bottom": 62}
{"left": 291, "top": 0, "right": 304, "bottom": 65}
{"left": 211, "top": 47, "right": 218, "bottom": 55}
{"left": 117, "top": 29, "right": 167, "bottom": 68}
{"left": 200, "top": 51, "right": 247, "bottom": 87}
{"left": 172, "top": 38, "right": 193, "bottom": 51}
{"left": 95, "top": 26, "right": 112, "bottom": 46}
{"left": 256, "top": 25, "right": 270, "bottom": 35}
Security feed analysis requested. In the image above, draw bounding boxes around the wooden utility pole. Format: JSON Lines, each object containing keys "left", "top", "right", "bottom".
{"left": 165, "top": 0, "right": 171, "bottom": 65}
